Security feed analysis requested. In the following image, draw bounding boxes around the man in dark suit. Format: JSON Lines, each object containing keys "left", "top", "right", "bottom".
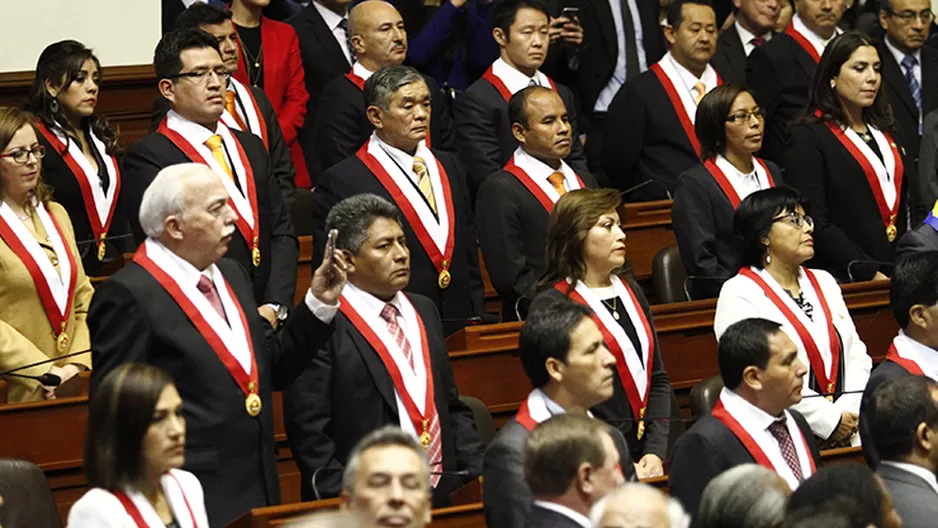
{"left": 313, "top": 0, "right": 455, "bottom": 175}
{"left": 669, "top": 318, "right": 821, "bottom": 518}
{"left": 284, "top": 193, "right": 484, "bottom": 505}
{"left": 87, "top": 163, "right": 347, "bottom": 526}
{"left": 524, "top": 414, "right": 626, "bottom": 528}
{"left": 484, "top": 297, "right": 635, "bottom": 528}
{"left": 860, "top": 252, "right": 938, "bottom": 465}
{"left": 311, "top": 65, "right": 484, "bottom": 332}
{"left": 476, "top": 86, "right": 597, "bottom": 317}
{"left": 711, "top": 0, "right": 780, "bottom": 84}
{"left": 866, "top": 376, "right": 938, "bottom": 527}
{"left": 602, "top": 0, "right": 720, "bottom": 201}
{"left": 125, "top": 29, "right": 298, "bottom": 326}
{"left": 746, "top": 0, "right": 844, "bottom": 162}
{"left": 287, "top": 0, "right": 354, "bottom": 187}
{"left": 897, "top": 201, "right": 938, "bottom": 257}
{"left": 455, "top": 0, "right": 588, "bottom": 192}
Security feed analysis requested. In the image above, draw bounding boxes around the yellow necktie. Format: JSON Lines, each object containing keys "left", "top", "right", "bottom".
{"left": 413, "top": 156, "right": 437, "bottom": 213}
{"left": 204, "top": 135, "right": 234, "bottom": 182}
{"left": 694, "top": 81, "right": 707, "bottom": 104}
{"left": 225, "top": 91, "right": 248, "bottom": 130}
{"left": 548, "top": 171, "right": 566, "bottom": 196}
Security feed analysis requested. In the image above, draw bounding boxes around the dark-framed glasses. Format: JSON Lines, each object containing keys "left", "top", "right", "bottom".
{"left": 0, "top": 145, "right": 46, "bottom": 164}
{"left": 166, "top": 67, "right": 230, "bottom": 84}
{"left": 885, "top": 9, "right": 934, "bottom": 23}
{"left": 772, "top": 211, "right": 814, "bottom": 229}
{"left": 726, "top": 107, "right": 767, "bottom": 123}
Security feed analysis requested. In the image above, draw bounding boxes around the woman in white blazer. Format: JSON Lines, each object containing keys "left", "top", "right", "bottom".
{"left": 714, "top": 187, "right": 872, "bottom": 447}
{"left": 68, "top": 364, "right": 210, "bottom": 528}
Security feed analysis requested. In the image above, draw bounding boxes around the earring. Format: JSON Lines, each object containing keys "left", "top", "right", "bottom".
{"left": 830, "top": 80, "right": 836, "bottom": 90}
{"left": 765, "top": 253, "right": 772, "bottom": 264}
{"left": 50, "top": 99, "right": 59, "bottom": 113}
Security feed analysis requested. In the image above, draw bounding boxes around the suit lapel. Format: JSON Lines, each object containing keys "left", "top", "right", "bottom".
{"left": 789, "top": 36, "right": 818, "bottom": 79}
{"left": 305, "top": 4, "right": 351, "bottom": 71}
{"left": 588, "top": 0, "right": 618, "bottom": 59}
{"left": 716, "top": 26, "right": 746, "bottom": 82}
{"left": 344, "top": 317, "right": 400, "bottom": 413}
{"left": 881, "top": 43, "right": 918, "bottom": 117}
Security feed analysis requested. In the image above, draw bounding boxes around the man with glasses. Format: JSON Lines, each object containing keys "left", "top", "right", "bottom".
{"left": 124, "top": 28, "right": 299, "bottom": 329}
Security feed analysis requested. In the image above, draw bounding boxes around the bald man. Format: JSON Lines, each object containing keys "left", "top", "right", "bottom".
{"left": 313, "top": 0, "right": 455, "bottom": 174}
{"left": 592, "top": 484, "right": 689, "bottom": 528}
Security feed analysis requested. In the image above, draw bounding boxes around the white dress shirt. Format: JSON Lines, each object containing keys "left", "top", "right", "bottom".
{"left": 532, "top": 501, "right": 592, "bottom": 528}
{"left": 490, "top": 57, "right": 552, "bottom": 95}
{"left": 313, "top": 0, "right": 352, "bottom": 65}
{"left": 891, "top": 331, "right": 938, "bottom": 379}
{"left": 885, "top": 35, "right": 922, "bottom": 90}
{"left": 715, "top": 155, "right": 768, "bottom": 200}
{"left": 352, "top": 61, "right": 375, "bottom": 82}
{"left": 735, "top": 20, "right": 772, "bottom": 56}
{"left": 791, "top": 14, "right": 840, "bottom": 58}
{"left": 881, "top": 461, "right": 938, "bottom": 497}
{"left": 512, "top": 147, "right": 579, "bottom": 194}
{"left": 373, "top": 134, "right": 436, "bottom": 187}
{"left": 593, "top": 0, "right": 648, "bottom": 113}
{"left": 668, "top": 51, "right": 719, "bottom": 100}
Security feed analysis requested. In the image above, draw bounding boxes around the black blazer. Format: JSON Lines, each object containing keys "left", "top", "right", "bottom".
{"left": 711, "top": 25, "right": 748, "bottom": 85}
{"left": 312, "top": 74, "right": 456, "bottom": 174}
{"left": 282, "top": 292, "right": 484, "bottom": 505}
{"left": 87, "top": 258, "right": 334, "bottom": 526}
{"left": 878, "top": 40, "right": 938, "bottom": 166}
{"left": 602, "top": 69, "right": 703, "bottom": 200}
{"left": 781, "top": 121, "right": 912, "bottom": 282}
{"left": 896, "top": 219, "right": 938, "bottom": 259}
{"left": 454, "top": 74, "right": 588, "bottom": 193}
{"left": 287, "top": 3, "right": 352, "bottom": 187}
{"left": 310, "top": 151, "right": 484, "bottom": 331}
{"left": 37, "top": 133, "right": 132, "bottom": 276}
{"left": 123, "top": 128, "right": 298, "bottom": 308}
{"left": 475, "top": 167, "right": 599, "bottom": 318}
{"left": 672, "top": 160, "right": 784, "bottom": 298}
{"left": 528, "top": 505, "right": 588, "bottom": 528}
{"left": 669, "top": 409, "right": 821, "bottom": 518}
{"left": 746, "top": 33, "right": 818, "bottom": 163}
{"left": 532, "top": 285, "right": 673, "bottom": 461}
{"left": 859, "top": 360, "right": 914, "bottom": 467}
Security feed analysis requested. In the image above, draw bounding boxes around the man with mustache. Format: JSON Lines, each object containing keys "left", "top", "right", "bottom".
{"left": 602, "top": 0, "right": 721, "bottom": 201}
{"left": 312, "top": 0, "right": 455, "bottom": 177}
{"left": 711, "top": 0, "right": 781, "bottom": 84}
{"left": 124, "top": 28, "right": 299, "bottom": 330}
{"left": 285, "top": 193, "right": 484, "bottom": 505}
{"left": 746, "top": 0, "right": 845, "bottom": 162}
{"left": 669, "top": 318, "right": 821, "bottom": 519}
{"left": 87, "top": 163, "right": 348, "bottom": 526}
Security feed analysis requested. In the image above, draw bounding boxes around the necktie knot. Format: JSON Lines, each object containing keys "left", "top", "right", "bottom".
{"left": 751, "top": 36, "right": 766, "bottom": 48}
{"left": 693, "top": 81, "right": 707, "bottom": 103}
{"left": 338, "top": 18, "right": 348, "bottom": 31}
{"left": 413, "top": 156, "right": 428, "bottom": 177}
{"left": 197, "top": 275, "right": 214, "bottom": 294}
{"left": 902, "top": 54, "right": 919, "bottom": 70}
{"left": 548, "top": 171, "right": 566, "bottom": 196}
{"left": 205, "top": 134, "right": 224, "bottom": 151}
{"left": 380, "top": 303, "right": 400, "bottom": 323}
{"left": 767, "top": 418, "right": 788, "bottom": 438}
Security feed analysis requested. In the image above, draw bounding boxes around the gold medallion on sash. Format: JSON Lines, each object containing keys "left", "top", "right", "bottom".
{"left": 252, "top": 236, "right": 261, "bottom": 267}
{"left": 438, "top": 259, "right": 451, "bottom": 289}
{"left": 886, "top": 216, "right": 898, "bottom": 242}
{"left": 637, "top": 407, "right": 646, "bottom": 440}
{"left": 97, "top": 233, "right": 107, "bottom": 261}
{"left": 246, "top": 381, "right": 262, "bottom": 416}
{"left": 419, "top": 419, "right": 432, "bottom": 449}
{"left": 825, "top": 382, "right": 834, "bottom": 403}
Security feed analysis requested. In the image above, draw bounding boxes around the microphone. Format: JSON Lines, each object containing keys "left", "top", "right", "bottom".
{"left": 846, "top": 260, "right": 895, "bottom": 283}
{"left": 442, "top": 313, "right": 501, "bottom": 325}
{"left": 6, "top": 372, "right": 61, "bottom": 387}
{"left": 0, "top": 349, "right": 92, "bottom": 387}
{"left": 619, "top": 179, "right": 672, "bottom": 200}
{"left": 75, "top": 233, "right": 135, "bottom": 249}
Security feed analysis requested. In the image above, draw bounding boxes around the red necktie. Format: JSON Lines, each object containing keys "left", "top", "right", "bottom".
{"left": 197, "top": 275, "right": 228, "bottom": 324}
{"left": 768, "top": 418, "right": 804, "bottom": 481}
{"left": 751, "top": 36, "right": 766, "bottom": 48}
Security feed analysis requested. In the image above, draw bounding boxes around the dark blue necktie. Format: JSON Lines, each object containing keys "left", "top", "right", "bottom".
{"left": 902, "top": 54, "right": 922, "bottom": 134}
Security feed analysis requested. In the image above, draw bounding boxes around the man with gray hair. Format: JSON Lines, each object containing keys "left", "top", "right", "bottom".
{"left": 590, "top": 483, "right": 690, "bottom": 528}
{"left": 88, "top": 163, "right": 347, "bottom": 526}
{"left": 311, "top": 64, "right": 484, "bottom": 334}
{"left": 698, "top": 464, "right": 790, "bottom": 528}
{"left": 286, "top": 193, "right": 483, "bottom": 505}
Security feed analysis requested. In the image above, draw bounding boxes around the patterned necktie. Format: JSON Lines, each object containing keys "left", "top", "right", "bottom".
{"left": 204, "top": 135, "right": 235, "bottom": 182}
{"left": 225, "top": 91, "right": 248, "bottom": 131}
{"left": 902, "top": 55, "right": 922, "bottom": 134}
{"left": 548, "top": 171, "right": 567, "bottom": 196}
{"left": 751, "top": 36, "right": 766, "bottom": 48}
{"left": 768, "top": 418, "right": 804, "bottom": 481}
{"left": 197, "top": 275, "right": 229, "bottom": 324}
{"left": 693, "top": 81, "right": 707, "bottom": 104}
{"left": 380, "top": 303, "right": 414, "bottom": 370}
{"left": 338, "top": 18, "right": 357, "bottom": 65}
{"left": 413, "top": 156, "right": 437, "bottom": 213}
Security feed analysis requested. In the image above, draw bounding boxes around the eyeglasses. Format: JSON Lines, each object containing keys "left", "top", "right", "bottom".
{"left": 0, "top": 145, "right": 46, "bottom": 165}
{"left": 772, "top": 211, "right": 814, "bottom": 229}
{"left": 166, "top": 67, "right": 231, "bottom": 84}
{"left": 885, "top": 9, "right": 934, "bottom": 23}
{"left": 726, "top": 107, "right": 767, "bottom": 123}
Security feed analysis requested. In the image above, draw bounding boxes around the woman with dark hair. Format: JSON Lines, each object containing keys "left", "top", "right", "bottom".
{"left": 714, "top": 187, "right": 872, "bottom": 446}
{"left": 69, "top": 364, "right": 210, "bottom": 527}
{"left": 673, "top": 84, "right": 784, "bottom": 299}
{"left": 25, "top": 40, "right": 129, "bottom": 276}
{"left": 530, "top": 188, "right": 675, "bottom": 479}
{"left": 781, "top": 31, "right": 914, "bottom": 283}
{"left": 0, "top": 106, "right": 93, "bottom": 403}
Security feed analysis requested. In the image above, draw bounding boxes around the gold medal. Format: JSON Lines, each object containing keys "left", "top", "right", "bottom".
{"left": 636, "top": 407, "right": 645, "bottom": 440}
{"left": 825, "top": 382, "right": 834, "bottom": 403}
{"left": 438, "top": 260, "right": 451, "bottom": 289}
{"left": 245, "top": 392, "right": 262, "bottom": 416}
{"left": 419, "top": 419, "right": 431, "bottom": 448}
{"left": 56, "top": 332, "right": 69, "bottom": 352}
{"left": 252, "top": 236, "right": 261, "bottom": 267}
{"left": 97, "top": 233, "right": 107, "bottom": 261}
{"left": 886, "top": 223, "right": 897, "bottom": 242}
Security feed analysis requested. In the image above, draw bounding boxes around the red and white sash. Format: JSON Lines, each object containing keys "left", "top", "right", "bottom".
{"left": 503, "top": 151, "right": 587, "bottom": 212}
{"left": 36, "top": 121, "right": 121, "bottom": 255}
{"left": 649, "top": 56, "right": 723, "bottom": 156}
{"left": 356, "top": 137, "right": 456, "bottom": 281}
{"left": 704, "top": 156, "right": 775, "bottom": 208}
{"left": 133, "top": 240, "right": 260, "bottom": 406}
{"left": 345, "top": 61, "right": 371, "bottom": 90}
{"left": 739, "top": 267, "right": 841, "bottom": 396}
{"left": 112, "top": 471, "right": 201, "bottom": 528}
{"left": 885, "top": 333, "right": 937, "bottom": 377}
{"left": 157, "top": 114, "right": 261, "bottom": 258}
{"left": 712, "top": 390, "right": 816, "bottom": 488}
{"left": 481, "top": 63, "right": 558, "bottom": 102}
{"left": 0, "top": 201, "right": 76, "bottom": 344}
{"left": 556, "top": 277, "right": 655, "bottom": 425}
{"left": 515, "top": 389, "right": 595, "bottom": 431}
{"left": 222, "top": 78, "right": 269, "bottom": 149}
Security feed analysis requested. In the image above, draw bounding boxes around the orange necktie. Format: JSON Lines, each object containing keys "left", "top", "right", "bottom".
{"left": 204, "top": 135, "right": 235, "bottom": 182}
{"left": 548, "top": 171, "right": 566, "bottom": 196}
{"left": 225, "top": 91, "right": 248, "bottom": 131}
{"left": 693, "top": 81, "right": 707, "bottom": 104}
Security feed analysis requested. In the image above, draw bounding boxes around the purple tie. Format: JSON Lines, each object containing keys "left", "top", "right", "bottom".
{"left": 197, "top": 275, "right": 228, "bottom": 324}
{"left": 768, "top": 418, "right": 804, "bottom": 481}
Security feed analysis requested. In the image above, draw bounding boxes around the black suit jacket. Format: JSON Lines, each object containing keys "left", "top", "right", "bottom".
{"left": 896, "top": 219, "right": 938, "bottom": 259}
{"left": 878, "top": 40, "right": 938, "bottom": 166}
{"left": 527, "top": 504, "right": 587, "bottom": 528}
{"left": 711, "top": 25, "right": 748, "bottom": 85}
{"left": 781, "top": 121, "right": 913, "bottom": 282}
{"left": 287, "top": 3, "right": 352, "bottom": 187}
{"left": 859, "top": 360, "right": 914, "bottom": 467}
{"left": 672, "top": 160, "right": 784, "bottom": 298}
{"left": 87, "top": 258, "right": 334, "bottom": 526}
{"left": 312, "top": 74, "right": 456, "bottom": 174}
{"left": 747, "top": 33, "right": 818, "bottom": 163}
{"left": 282, "top": 292, "right": 484, "bottom": 505}
{"left": 669, "top": 409, "right": 821, "bottom": 518}
{"left": 123, "top": 128, "right": 298, "bottom": 308}
{"left": 602, "top": 69, "right": 702, "bottom": 200}
{"left": 475, "top": 167, "right": 599, "bottom": 317}
{"left": 311, "top": 151, "right": 484, "bottom": 330}
{"left": 454, "top": 74, "right": 588, "bottom": 192}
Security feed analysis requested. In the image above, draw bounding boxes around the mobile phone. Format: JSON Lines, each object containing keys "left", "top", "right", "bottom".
{"left": 326, "top": 229, "right": 338, "bottom": 279}
{"left": 560, "top": 7, "right": 579, "bottom": 20}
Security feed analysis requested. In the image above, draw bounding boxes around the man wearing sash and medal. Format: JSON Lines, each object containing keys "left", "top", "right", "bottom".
{"left": 313, "top": 0, "right": 455, "bottom": 175}
{"left": 602, "top": 0, "right": 720, "bottom": 201}
{"left": 484, "top": 297, "right": 635, "bottom": 528}
{"left": 124, "top": 28, "right": 299, "bottom": 330}
{"left": 285, "top": 194, "right": 483, "bottom": 506}
{"left": 670, "top": 318, "right": 821, "bottom": 519}
{"left": 455, "top": 0, "right": 588, "bottom": 192}
{"left": 87, "top": 163, "right": 348, "bottom": 526}
{"left": 477, "top": 86, "right": 598, "bottom": 319}
{"left": 311, "top": 66, "right": 484, "bottom": 333}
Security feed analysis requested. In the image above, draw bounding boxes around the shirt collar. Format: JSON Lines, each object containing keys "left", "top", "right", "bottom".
{"left": 513, "top": 147, "right": 575, "bottom": 182}
{"left": 881, "top": 461, "right": 938, "bottom": 495}
{"left": 721, "top": 387, "right": 779, "bottom": 432}
{"left": 491, "top": 57, "right": 550, "bottom": 96}
{"left": 344, "top": 280, "right": 403, "bottom": 318}
{"left": 313, "top": 0, "right": 346, "bottom": 31}
{"left": 735, "top": 20, "right": 771, "bottom": 47}
{"left": 146, "top": 238, "right": 222, "bottom": 290}
{"left": 532, "top": 501, "right": 592, "bottom": 528}
{"left": 716, "top": 154, "right": 758, "bottom": 179}
{"left": 352, "top": 61, "right": 375, "bottom": 82}
{"left": 666, "top": 51, "right": 718, "bottom": 92}
{"left": 884, "top": 35, "right": 922, "bottom": 68}
{"left": 166, "top": 110, "right": 217, "bottom": 144}
{"left": 792, "top": 14, "right": 840, "bottom": 52}
{"left": 896, "top": 330, "right": 938, "bottom": 375}
{"left": 535, "top": 388, "right": 568, "bottom": 416}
